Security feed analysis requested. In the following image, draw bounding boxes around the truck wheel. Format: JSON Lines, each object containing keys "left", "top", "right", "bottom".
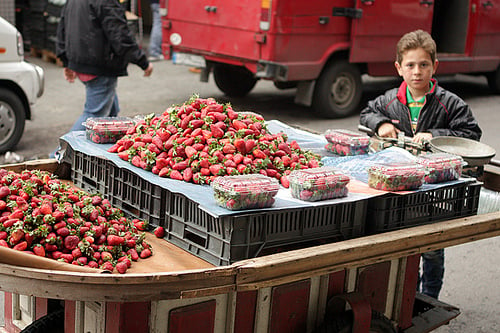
{"left": 20, "top": 308, "right": 64, "bottom": 333}
{"left": 213, "top": 64, "right": 257, "bottom": 97}
{"left": 0, "top": 88, "right": 26, "bottom": 153}
{"left": 312, "top": 60, "right": 362, "bottom": 118}
{"left": 487, "top": 66, "right": 500, "bottom": 93}
{"left": 314, "top": 311, "right": 396, "bottom": 333}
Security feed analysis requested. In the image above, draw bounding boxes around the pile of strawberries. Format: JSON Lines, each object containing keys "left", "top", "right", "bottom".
{"left": 0, "top": 168, "right": 154, "bottom": 274}
{"left": 108, "top": 96, "right": 321, "bottom": 186}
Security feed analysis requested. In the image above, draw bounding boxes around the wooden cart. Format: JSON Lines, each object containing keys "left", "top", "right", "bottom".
{"left": 0, "top": 160, "right": 499, "bottom": 333}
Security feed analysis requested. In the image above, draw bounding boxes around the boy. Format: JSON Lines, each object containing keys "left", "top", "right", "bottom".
{"left": 360, "top": 30, "right": 482, "bottom": 299}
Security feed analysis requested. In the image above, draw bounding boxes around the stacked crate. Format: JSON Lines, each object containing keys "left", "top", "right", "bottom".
{"left": 44, "top": 0, "right": 65, "bottom": 53}
{"left": 27, "top": 0, "right": 48, "bottom": 50}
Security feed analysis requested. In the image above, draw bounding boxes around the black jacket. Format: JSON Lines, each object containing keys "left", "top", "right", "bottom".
{"left": 56, "top": 0, "right": 149, "bottom": 77}
{"left": 360, "top": 79, "right": 482, "bottom": 141}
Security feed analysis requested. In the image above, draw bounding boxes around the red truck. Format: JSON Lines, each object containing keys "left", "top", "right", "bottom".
{"left": 159, "top": 0, "right": 500, "bottom": 118}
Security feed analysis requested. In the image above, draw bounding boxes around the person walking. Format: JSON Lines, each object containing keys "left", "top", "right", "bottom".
{"left": 56, "top": 0, "right": 153, "bottom": 132}
{"left": 147, "top": 0, "right": 164, "bottom": 61}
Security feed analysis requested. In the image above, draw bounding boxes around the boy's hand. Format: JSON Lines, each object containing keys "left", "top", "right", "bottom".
{"left": 63, "top": 67, "right": 76, "bottom": 83}
{"left": 144, "top": 63, "right": 153, "bottom": 77}
{"left": 377, "top": 123, "right": 399, "bottom": 138}
{"left": 413, "top": 132, "right": 432, "bottom": 144}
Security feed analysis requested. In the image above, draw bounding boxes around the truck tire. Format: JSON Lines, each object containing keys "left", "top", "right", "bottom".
{"left": 213, "top": 64, "right": 257, "bottom": 97}
{"left": 312, "top": 60, "right": 362, "bottom": 119}
{"left": 487, "top": 66, "right": 500, "bottom": 93}
{"left": 314, "top": 311, "right": 396, "bottom": 333}
{"left": 0, "top": 88, "right": 26, "bottom": 153}
{"left": 20, "top": 308, "right": 64, "bottom": 333}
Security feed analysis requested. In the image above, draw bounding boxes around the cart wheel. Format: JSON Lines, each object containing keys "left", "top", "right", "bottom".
{"left": 20, "top": 308, "right": 64, "bottom": 333}
{"left": 213, "top": 64, "right": 257, "bottom": 97}
{"left": 314, "top": 310, "right": 396, "bottom": 333}
{"left": 312, "top": 60, "right": 362, "bottom": 119}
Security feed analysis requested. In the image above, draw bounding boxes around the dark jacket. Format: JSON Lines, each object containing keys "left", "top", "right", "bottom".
{"left": 56, "top": 0, "right": 149, "bottom": 77}
{"left": 360, "top": 79, "right": 482, "bottom": 141}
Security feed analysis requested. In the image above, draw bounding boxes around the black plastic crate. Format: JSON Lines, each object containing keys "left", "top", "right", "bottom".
{"left": 107, "top": 165, "right": 165, "bottom": 226}
{"left": 70, "top": 150, "right": 110, "bottom": 196}
{"left": 162, "top": 194, "right": 367, "bottom": 266}
{"left": 365, "top": 181, "right": 481, "bottom": 234}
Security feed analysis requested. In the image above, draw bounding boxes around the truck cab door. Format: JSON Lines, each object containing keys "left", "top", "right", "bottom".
{"left": 349, "top": 0, "right": 434, "bottom": 63}
{"left": 472, "top": 0, "right": 500, "bottom": 59}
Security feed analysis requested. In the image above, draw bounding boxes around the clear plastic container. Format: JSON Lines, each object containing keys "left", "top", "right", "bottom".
{"left": 416, "top": 153, "right": 464, "bottom": 184}
{"left": 83, "top": 117, "right": 135, "bottom": 143}
{"left": 368, "top": 163, "right": 425, "bottom": 191}
{"left": 288, "top": 166, "right": 350, "bottom": 201}
{"left": 324, "top": 129, "right": 370, "bottom": 156}
{"left": 211, "top": 174, "right": 280, "bottom": 210}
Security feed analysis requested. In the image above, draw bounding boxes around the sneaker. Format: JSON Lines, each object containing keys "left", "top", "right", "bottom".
{"left": 148, "top": 54, "right": 164, "bottom": 62}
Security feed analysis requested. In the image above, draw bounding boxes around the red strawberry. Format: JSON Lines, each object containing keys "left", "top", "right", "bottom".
{"left": 0, "top": 186, "right": 10, "bottom": 199}
{"left": 13, "top": 241, "right": 28, "bottom": 251}
{"left": 245, "top": 139, "right": 256, "bottom": 153}
{"left": 140, "top": 248, "right": 152, "bottom": 259}
{"left": 170, "top": 170, "right": 183, "bottom": 181}
{"left": 154, "top": 226, "right": 165, "bottom": 238}
{"left": 116, "top": 261, "right": 128, "bottom": 274}
{"left": 107, "top": 235, "right": 125, "bottom": 246}
{"left": 210, "top": 124, "right": 224, "bottom": 138}
{"left": 64, "top": 235, "right": 80, "bottom": 250}
{"left": 127, "top": 248, "right": 139, "bottom": 261}
{"left": 33, "top": 244, "right": 46, "bottom": 257}
{"left": 183, "top": 168, "right": 193, "bottom": 182}
{"left": 118, "top": 151, "right": 129, "bottom": 161}
{"left": 209, "top": 164, "right": 224, "bottom": 176}
{"left": 222, "top": 144, "right": 236, "bottom": 154}
{"left": 281, "top": 175, "right": 290, "bottom": 188}
{"left": 101, "top": 261, "right": 114, "bottom": 272}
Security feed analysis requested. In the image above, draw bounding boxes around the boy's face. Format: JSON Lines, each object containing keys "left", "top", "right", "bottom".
{"left": 395, "top": 47, "right": 438, "bottom": 94}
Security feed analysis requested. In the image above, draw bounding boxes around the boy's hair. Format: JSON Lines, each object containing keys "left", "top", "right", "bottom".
{"left": 396, "top": 29, "right": 437, "bottom": 64}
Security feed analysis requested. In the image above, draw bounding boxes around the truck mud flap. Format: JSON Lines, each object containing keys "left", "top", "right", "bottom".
{"left": 404, "top": 293, "right": 460, "bottom": 333}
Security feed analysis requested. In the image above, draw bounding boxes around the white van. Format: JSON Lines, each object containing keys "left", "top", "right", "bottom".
{"left": 0, "top": 16, "right": 44, "bottom": 153}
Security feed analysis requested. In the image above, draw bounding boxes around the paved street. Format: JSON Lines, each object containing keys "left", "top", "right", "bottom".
{"left": 0, "top": 53, "right": 499, "bottom": 331}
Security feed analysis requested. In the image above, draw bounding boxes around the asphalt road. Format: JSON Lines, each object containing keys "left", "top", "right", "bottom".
{"left": 0, "top": 54, "right": 499, "bottom": 331}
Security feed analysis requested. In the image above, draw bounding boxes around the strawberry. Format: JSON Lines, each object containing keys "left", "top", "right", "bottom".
{"left": 140, "top": 248, "right": 152, "bottom": 259}
{"left": 170, "top": 170, "right": 183, "bottom": 181}
{"left": 281, "top": 175, "right": 290, "bottom": 188}
{"left": 127, "top": 248, "right": 140, "bottom": 261}
{"left": 209, "top": 164, "right": 224, "bottom": 176}
{"left": 0, "top": 186, "right": 10, "bottom": 199}
{"left": 134, "top": 220, "right": 149, "bottom": 231}
{"left": 13, "top": 241, "right": 28, "bottom": 251}
{"left": 183, "top": 168, "right": 193, "bottom": 182}
{"left": 118, "top": 151, "right": 129, "bottom": 161}
{"left": 64, "top": 235, "right": 79, "bottom": 250}
{"left": 33, "top": 244, "right": 46, "bottom": 257}
{"left": 107, "top": 235, "right": 125, "bottom": 246}
{"left": 101, "top": 261, "right": 114, "bottom": 272}
{"left": 154, "top": 226, "right": 165, "bottom": 238}
{"left": 210, "top": 124, "right": 224, "bottom": 138}
{"left": 9, "top": 229, "right": 25, "bottom": 245}
{"left": 116, "top": 261, "right": 128, "bottom": 274}
{"left": 245, "top": 139, "right": 256, "bottom": 153}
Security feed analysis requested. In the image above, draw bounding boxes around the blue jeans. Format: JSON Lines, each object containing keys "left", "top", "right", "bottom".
{"left": 148, "top": 3, "right": 163, "bottom": 57}
{"left": 418, "top": 249, "right": 445, "bottom": 299}
{"left": 71, "top": 76, "right": 119, "bottom": 131}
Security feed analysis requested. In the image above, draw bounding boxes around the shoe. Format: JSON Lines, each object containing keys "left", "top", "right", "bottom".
{"left": 189, "top": 67, "right": 202, "bottom": 73}
{"left": 148, "top": 54, "right": 164, "bottom": 62}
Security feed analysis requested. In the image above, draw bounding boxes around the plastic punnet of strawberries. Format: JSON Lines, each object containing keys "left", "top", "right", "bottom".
{"left": 0, "top": 168, "right": 153, "bottom": 274}
{"left": 107, "top": 95, "right": 322, "bottom": 186}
